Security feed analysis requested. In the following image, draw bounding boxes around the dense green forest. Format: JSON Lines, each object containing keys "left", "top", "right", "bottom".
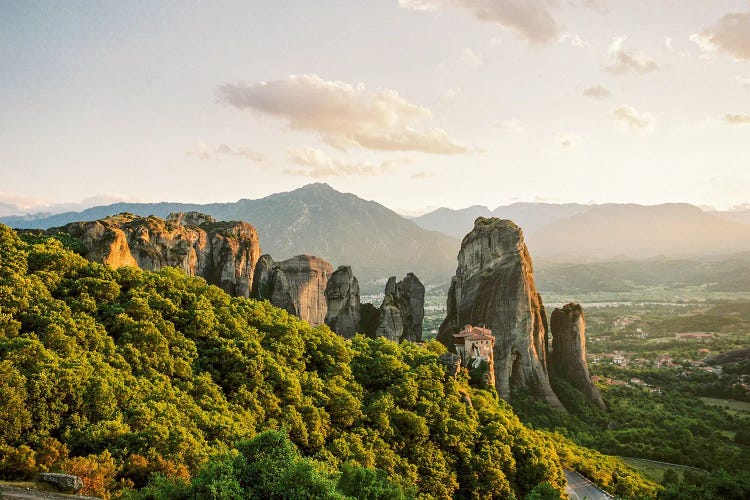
{"left": 0, "top": 224, "right": 657, "bottom": 498}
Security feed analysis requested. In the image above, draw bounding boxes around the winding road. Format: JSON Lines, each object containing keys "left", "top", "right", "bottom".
{"left": 564, "top": 470, "right": 613, "bottom": 500}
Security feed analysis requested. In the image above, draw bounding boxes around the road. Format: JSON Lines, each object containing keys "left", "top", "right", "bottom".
{"left": 564, "top": 470, "right": 613, "bottom": 500}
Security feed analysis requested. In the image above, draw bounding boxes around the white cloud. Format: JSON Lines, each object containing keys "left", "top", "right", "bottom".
{"left": 399, "top": 0, "right": 561, "bottom": 44}
{"left": 187, "top": 142, "right": 266, "bottom": 162}
{"left": 559, "top": 32, "right": 588, "bottom": 48}
{"left": 612, "top": 105, "right": 656, "bottom": 133}
{"left": 460, "top": 48, "right": 483, "bottom": 67}
{"left": 555, "top": 132, "right": 583, "bottom": 151}
{"left": 689, "top": 33, "right": 717, "bottom": 54}
{"left": 493, "top": 118, "right": 526, "bottom": 134}
{"left": 723, "top": 113, "right": 750, "bottom": 125}
{"left": 737, "top": 75, "right": 750, "bottom": 88}
{"left": 694, "top": 9, "right": 750, "bottom": 61}
{"left": 218, "top": 74, "right": 466, "bottom": 154}
{"left": 411, "top": 172, "right": 436, "bottom": 179}
{"left": 0, "top": 192, "right": 132, "bottom": 217}
{"left": 284, "top": 148, "right": 407, "bottom": 178}
{"left": 605, "top": 36, "right": 659, "bottom": 74}
{"left": 583, "top": 85, "right": 611, "bottom": 98}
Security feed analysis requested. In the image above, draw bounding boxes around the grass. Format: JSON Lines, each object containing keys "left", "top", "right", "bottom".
{"left": 619, "top": 457, "right": 707, "bottom": 483}
{"left": 699, "top": 397, "right": 750, "bottom": 414}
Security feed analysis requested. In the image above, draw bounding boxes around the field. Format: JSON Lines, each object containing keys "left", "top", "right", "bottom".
{"left": 619, "top": 457, "right": 708, "bottom": 483}
{"left": 699, "top": 397, "right": 750, "bottom": 415}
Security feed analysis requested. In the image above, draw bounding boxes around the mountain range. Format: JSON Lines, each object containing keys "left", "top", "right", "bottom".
{"left": 5, "top": 184, "right": 750, "bottom": 292}
{"left": 412, "top": 202, "right": 750, "bottom": 261}
{"left": 1, "top": 184, "right": 459, "bottom": 290}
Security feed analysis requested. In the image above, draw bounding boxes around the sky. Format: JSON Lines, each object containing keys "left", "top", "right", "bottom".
{"left": 1, "top": 0, "right": 749, "bottom": 216}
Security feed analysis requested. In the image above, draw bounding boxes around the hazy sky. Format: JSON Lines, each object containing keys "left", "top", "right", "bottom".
{"left": 1, "top": 0, "right": 749, "bottom": 215}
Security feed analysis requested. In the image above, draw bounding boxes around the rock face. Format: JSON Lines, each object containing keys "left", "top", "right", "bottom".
{"left": 438, "top": 352, "right": 462, "bottom": 379}
{"left": 324, "top": 266, "right": 360, "bottom": 337}
{"left": 375, "top": 274, "right": 425, "bottom": 343}
{"left": 39, "top": 473, "right": 83, "bottom": 493}
{"left": 549, "top": 303, "right": 606, "bottom": 410}
{"left": 358, "top": 303, "right": 380, "bottom": 338}
{"left": 437, "top": 217, "right": 563, "bottom": 408}
{"left": 55, "top": 212, "right": 261, "bottom": 297}
{"left": 252, "top": 254, "right": 333, "bottom": 326}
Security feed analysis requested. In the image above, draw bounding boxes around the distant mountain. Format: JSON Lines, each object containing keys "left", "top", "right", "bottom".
{"left": 414, "top": 202, "right": 750, "bottom": 262}
{"left": 715, "top": 209, "right": 750, "bottom": 225}
{"left": 413, "top": 202, "right": 590, "bottom": 239}
{"left": 2, "top": 184, "right": 459, "bottom": 289}
{"left": 528, "top": 203, "right": 750, "bottom": 261}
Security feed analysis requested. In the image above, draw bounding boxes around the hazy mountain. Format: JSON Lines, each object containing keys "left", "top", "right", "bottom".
{"left": 527, "top": 203, "right": 750, "bottom": 261}
{"left": 1, "top": 184, "right": 459, "bottom": 289}
{"left": 715, "top": 209, "right": 750, "bottom": 225}
{"left": 413, "top": 202, "right": 590, "bottom": 239}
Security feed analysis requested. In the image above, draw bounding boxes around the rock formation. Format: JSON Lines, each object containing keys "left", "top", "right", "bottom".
{"left": 39, "top": 473, "right": 83, "bottom": 493}
{"left": 55, "top": 212, "right": 260, "bottom": 297}
{"left": 549, "top": 303, "right": 606, "bottom": 410}
{"left": 251, "top": 254, "right": 333, "bottom": 326}
{"left": 437, "top": 217, "right": 563, "bottom": 408}
{"left": 397, "top": 273, "right": 425, "bottom": 343}
{"left": 358, "top": 303, "right": 380, "bottom": 338}
{"left": 375, "top": 273, "right": 425, "bottom": 343}
{"left": 324, "top": 266, "right": 360, "bottom": 338}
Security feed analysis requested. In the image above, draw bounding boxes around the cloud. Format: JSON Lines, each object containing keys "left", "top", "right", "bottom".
{"left": 460, "top": 48, "right": 483, "bottom": 67}
{"left": 284, "top": 148, "right": 407, "bottom": 178}
{"left": 723, "top": 113, "right": 750, "bottom": 125}
{"left": 399, "top": 0, "right": 561, "bottom": 44}
{"left": 411, "top": 172, "right": 436, "bottom": 179}
{"left": 493, "top": 118, "right": 526, "bottom": 134}
{"left": 605, "top": 36, "right": 659, "bottom": 74}
{"left": 583, "top": 85, "right": 611, "bottom": 98}
{"left": 0, "top": 192, "right": 132, "bottom": 217}
{"left": 693, "top": 9, "right": 750, "bottom": 61}
{"left": 555, "top": 132, "right": 583, "bottom": 151}
{"left": 737, "top": 75, "right": 750, "bottom": 88}
{"left": 612, "top": 105, "right": 655, "bottom": 133}
{"left": 559, "top": 32, "right": 588, "bottom": 48}
{"left": 218, "top": 74, "right": 466, "bottom": 154}
{"left": 187, "top": 142, "right": 266, "bottom": 162}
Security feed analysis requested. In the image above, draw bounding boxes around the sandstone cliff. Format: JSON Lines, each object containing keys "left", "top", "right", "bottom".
{"left": 375, "top": 274, "right": 425, "bottom": 343}
{"left": 549, "top": 303, "right": 606, "bottom": 410}
{"left": 437, "top": 217, "right": 563, "bottom": 407}
{"left": 324, "top": 266, "right": 361, "bottom": 338}
{"left": 55, "top": 212, "right": 260, "bottom": 297}
{"left": 251, "top": 254, "right": 333, "bottom": 326}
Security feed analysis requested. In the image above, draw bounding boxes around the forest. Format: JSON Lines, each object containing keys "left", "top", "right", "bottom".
{"left": 0, "top": 224, "right": 658, "bottom": 499}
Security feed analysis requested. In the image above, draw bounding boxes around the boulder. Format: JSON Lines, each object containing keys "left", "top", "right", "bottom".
{"left": 437, "top": 217, "right": 563, "bottom": 408}
{"left": 324, "top": 266, "right": 361, "bottom": 338}
{"left": 549, "top": 303, "right": 606, "bottom": 410}
{"left": 39, "top": 473, "right": 83, "bottom": 493}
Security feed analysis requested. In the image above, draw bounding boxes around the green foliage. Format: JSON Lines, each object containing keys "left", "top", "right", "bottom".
{"left": 0, "top": 225, "right": 571, "bottom": 498}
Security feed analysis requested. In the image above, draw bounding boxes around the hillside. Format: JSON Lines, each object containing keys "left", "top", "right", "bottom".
{"left": 1, "top": 184, "right": 459, "bottom": 289}
{"left": 0, "top": 225, "right": 659, "bottom": 498}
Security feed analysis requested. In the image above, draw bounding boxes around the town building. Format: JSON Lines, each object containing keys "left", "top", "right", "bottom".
{"left": 453, "top": 325, "right": 494, "bottom": 366}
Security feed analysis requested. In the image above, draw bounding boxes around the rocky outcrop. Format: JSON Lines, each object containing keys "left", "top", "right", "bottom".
{"left": 437, "top": 217, "right": 563, "bottom": 408}
{"left": 324, "top": 266, "right": 360, "bottom": 337}
{"left": 252, "top": 254, "right": 333, "bottom": 326}
{"left": 375, "top": 274, "right": 425, "bottom": 343}
{"left": 358, "top": 303, "right": 380, "bottom": 338}
{"left": 55, "top": 212, "right": 261, "bottom": 297}
{"left": 438, "top": 352, "right": 462, "bottom": 379}
{"left": 549, "top": 303, "right": 606, "bottom": 410}
{"left": 39, "top": 473, "right": 83, "bottom": 493}
{"left": 397, "top": 273, "right": 425, "bottom": 343}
